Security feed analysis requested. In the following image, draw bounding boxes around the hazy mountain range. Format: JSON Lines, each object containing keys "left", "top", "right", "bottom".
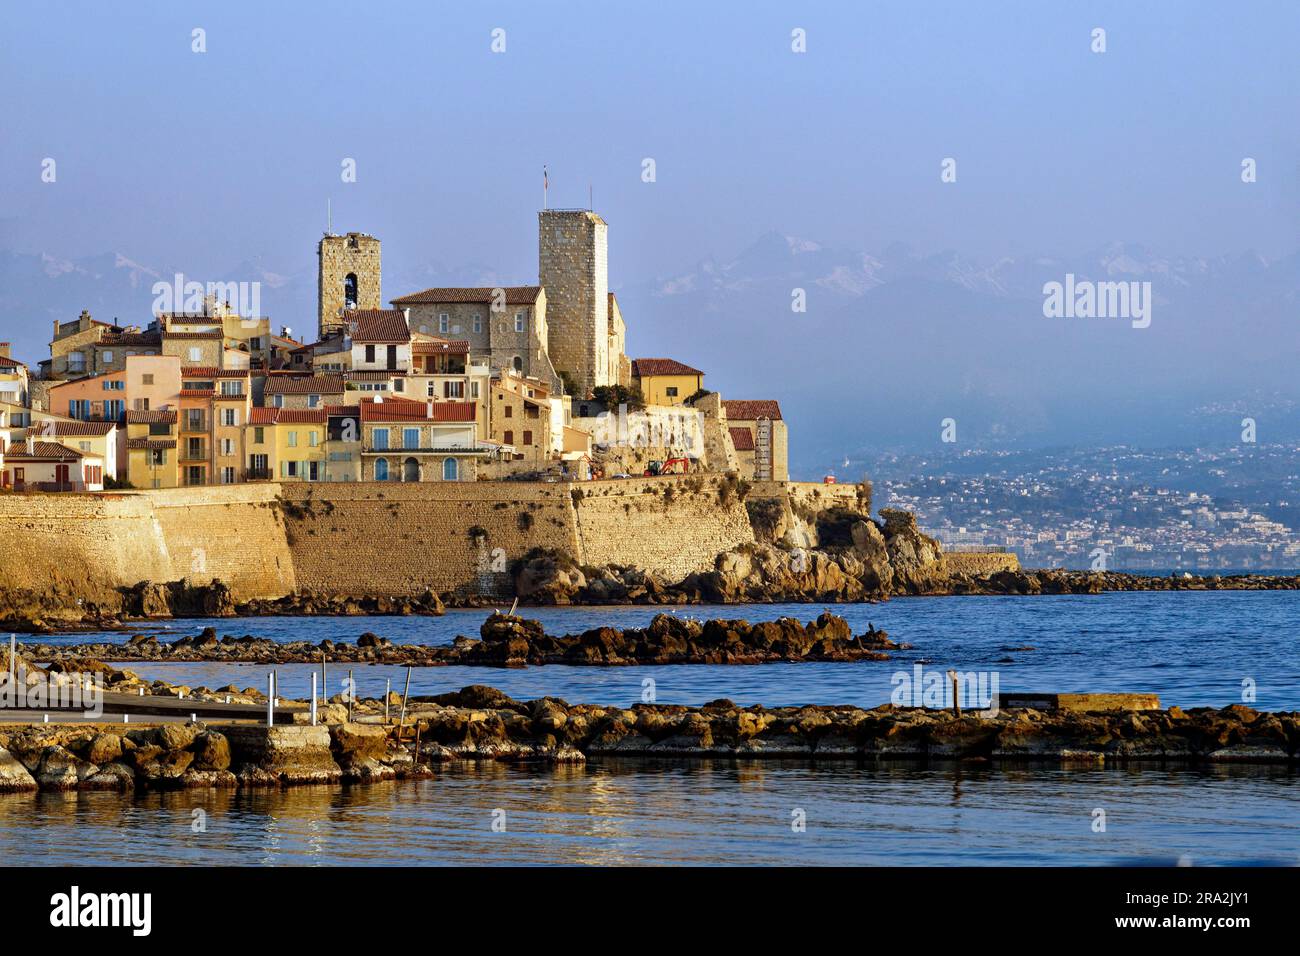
{"left": 3, "top": 235, "right": 1297, "bottom": 477}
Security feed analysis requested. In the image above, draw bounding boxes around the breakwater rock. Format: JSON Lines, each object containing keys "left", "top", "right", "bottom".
{"left": 22, "top": 611, "right": 899, "bottom": 667}
{"left": 3, "top": 692, "right": 1296, "bottom": 794}
{"left": 942, "top": 568, "right": 1300, "bottom": 595}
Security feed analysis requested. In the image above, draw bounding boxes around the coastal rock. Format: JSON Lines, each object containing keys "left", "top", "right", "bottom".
{"left": 191, "top": 731, "right": 231, "bottom": 771}
{"left": 0, "top": 747, "right": 38, "bottom": 792}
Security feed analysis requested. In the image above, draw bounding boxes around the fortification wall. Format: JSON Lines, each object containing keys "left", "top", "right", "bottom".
{"left": 145, "top": 485, "right": 296, "bottom": 599}
{"left": 0, "top": 493, "right": 171, "bottom": 604}
{"left": 277, "top": 481, "right": 580, "bottom": 599}
{"left": 572, "top": 475, "right": 755, "bottom": 580}
{"left": 940, "top": 552, "right": 1021, "bottom": 576}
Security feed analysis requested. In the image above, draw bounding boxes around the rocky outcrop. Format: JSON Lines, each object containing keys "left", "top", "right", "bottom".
{"left": 22, "top": 611, "right": 899, "bottom": 668}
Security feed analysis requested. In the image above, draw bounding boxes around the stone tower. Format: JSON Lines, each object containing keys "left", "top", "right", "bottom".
{"left": 538, "top": 210, "right": 609, "bottom": 395}
{"left": 318, "top": 232, "right": 381, "bottom": 339}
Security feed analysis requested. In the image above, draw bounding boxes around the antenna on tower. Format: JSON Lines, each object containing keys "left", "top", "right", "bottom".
{"left": 589, "top": 182, "right": 592, "bottom": 211}
{"left": 327, "top": 198, "right": 333, "bottom": 236}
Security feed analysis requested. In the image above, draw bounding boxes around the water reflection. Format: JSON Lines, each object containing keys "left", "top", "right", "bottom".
{"left": 2, "top": 761, "right": 1295, "bottom": 866}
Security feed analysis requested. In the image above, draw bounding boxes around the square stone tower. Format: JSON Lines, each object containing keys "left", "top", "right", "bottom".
{"left": 318, "top": 232, "right": 381, "bottom": 339}
{"left": 538, "top": 210, "right": 609, "bottom": 395}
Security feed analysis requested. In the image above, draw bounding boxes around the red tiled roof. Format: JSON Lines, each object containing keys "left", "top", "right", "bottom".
{"left": 412, "top": 339, "right": 470, "bottom": 356}
{"left": 389, "top": 286, "right": 542, "bottom": 306}
{"left": 728, "top": 427, "right": 756, "bottom": 451}
{"left": 182, "top": 367, "right": 249, "bottom": 378}
{"left": 180, "top": 388, "right": 213, "bottom": 398}
{"left": 724, "top": 399, "right": 783, "bottom": 421}
{"left": 24, "top": 421, "right": 115, "bottom": 437}
{"left": 0, "top": 355, "right": 29, "bottom": 369}
{"left": 126, "top": 410, "right": 177, "bottom": 424}
{"left": 126, "top": 438, "right": 176, "bottom": 450}
{"left": 4, "top": 440, "right": 84, "bottom": 461}
{"left": 263, "top": 374, "right": 345, "bottom": 395}
{"left": 162, "top": 330, "right": 222, "bottom": 340}
{"left": 348, "top": 309, "right": 410, "bottom": 343}
{"left": 346, "top": 370, "right": 405, "bottom": 382}
{"left": 632, "top": 358, "right": 704, "bottom": 378}
{"left": 359, "top": 399, "right": 476, "bottom": 423}
{"left": 100, "top": 331, "right": 161, "bottom": 347}
{"left": 249, "top": 407, "right": 326, "bottom": 425}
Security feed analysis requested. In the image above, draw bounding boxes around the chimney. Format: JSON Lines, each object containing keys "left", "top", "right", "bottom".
{"left": 0, "top": 343, "right": 9, "bottom": 360}
{"left": 26, "top": 435, "right": 35, "bottom": 455}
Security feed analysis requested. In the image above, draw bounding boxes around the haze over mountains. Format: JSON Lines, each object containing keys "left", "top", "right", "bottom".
{"left": 4, "top": 234, "right": 1296, "bottom": 478}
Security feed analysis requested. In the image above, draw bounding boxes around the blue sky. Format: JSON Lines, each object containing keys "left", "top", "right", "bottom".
{"left": 2, "top": 0, "right": 1294, "bottom": 277}
{"left": 1, "top": 1, "right": 1296, "bottom": 469}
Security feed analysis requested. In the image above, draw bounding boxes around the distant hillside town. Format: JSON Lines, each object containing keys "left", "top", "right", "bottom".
{"left": 0, "top": 211, "right": 788, "bottom": 492}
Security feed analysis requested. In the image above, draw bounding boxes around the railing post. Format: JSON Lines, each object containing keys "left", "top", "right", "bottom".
{"left": 311, "top": 672, "right": 318, "bottom": 726}
{"left": 266, "top": 672, "right": 274, "bottom": 726}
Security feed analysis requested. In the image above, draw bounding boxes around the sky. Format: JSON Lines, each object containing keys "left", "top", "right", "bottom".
{"left": 1, "top": 1, "right": 1296, "bottom": 470}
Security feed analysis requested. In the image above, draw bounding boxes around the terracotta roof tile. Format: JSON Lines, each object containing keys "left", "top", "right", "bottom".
{"left": 25, "top": 421, "right": 115, "bottom": 437}
{"left": 126, "top": 410, "right": 177, "bottom": 424}
{"left": 4, "top": 440, "right": 84, "bottom": 461}
{"left": 249, "top": 407, "right": 326, "bottom": 425}
{"left": 389, "top": 286, "right": 541, "bottom": 306}
{"left": 632, "top": 358, "right": 704, "bottom": 378}
{"left": 126, "top": 438, "right": 176, "bottom": 450}
{"left": 359, "top": 398, "right": 476, "bottom": 423}
{"left": 263, "top": 374, "right": 345, "bottom": 395}
{"left": 728, "top": 427, "right": 756, "bottom": 451}
{"left": 723, "top": 399, "right": 783, "bottom": 421}
{"left": 411, "top": 338, "right": 470, "bottom": 356}
{"left": 348, "top": 309, "right": 410, "bottom": 343}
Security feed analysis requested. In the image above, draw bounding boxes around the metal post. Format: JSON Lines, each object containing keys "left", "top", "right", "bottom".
{"left": 385, "top": 678, "right": 391, "bottom": 724}
{"left": 266, "top": 672, "right": 274, "bottom": 726}
{"left": 311, "top": 672, "right": 318, "bottom": 727}
{"left": 348, "top": 668, "right": 354, "bottom": 722}
{"left": 7, "top": 634, "right": 14, "bottom": 689}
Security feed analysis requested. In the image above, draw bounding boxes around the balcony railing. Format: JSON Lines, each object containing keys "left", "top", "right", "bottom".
{"left": 243, "top": 468, "right": 273, "bottom": 481}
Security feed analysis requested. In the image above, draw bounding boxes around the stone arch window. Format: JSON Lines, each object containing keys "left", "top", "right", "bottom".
{"left": 344, "top": 273, "right": 358, "bottom": 310}
{"left": 374, "top": 457, "right": 389, "bottom": 481}
{"left": 442, "top": 457, "right": 458, "bottom": 481}
{"left": 512, "top": 355, "right": 523, "bottom": 372}
{"left": 403, "top": 457, "right": 420, "bottom": 482}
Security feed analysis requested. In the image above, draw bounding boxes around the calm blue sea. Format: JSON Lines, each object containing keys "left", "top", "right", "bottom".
{"left": 5, "top": 591, "right": 1297, "bottom": 866}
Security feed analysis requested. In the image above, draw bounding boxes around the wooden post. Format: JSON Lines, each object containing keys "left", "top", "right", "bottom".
{"left": 508, "top": 597, "right": 518, "bottom": 617}
{"left": 947, "top": 669, "right": 961, "bottom": 716}
{"left": 396, "top": 666, "right": 412, "bottom": 741}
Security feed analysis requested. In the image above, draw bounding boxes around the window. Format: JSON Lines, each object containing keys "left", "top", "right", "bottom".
{"left": 393, "top": 379, "right": 404, "bottom": 393}
{"left": 472, "top": 314, "right": 481, "bottom": 334}
{"left": 442, "top": 458, "right": 458, "bottom": 481}
{"left": 307, "top": 394, "right": 320, "bottom": 408}
{"left": 470, "top": 381, "right": 480, "bottom": 399}
{"left": 188, "top": 347, "right": 202, "bottom": 362}
{"left": 142, "top": 373, "right": 154, "bottom": 385}
{"left": 249, "top": 337, "right": 262, "bottom": 350}
{"left": 666, "top": 386, "right": 679, "bottom": 398}
{"left": 186, "top": 409, "right": 204, "bottom": 430}
{"left": 253, "top": 427, "right": 265, "bottom": 444}
{"left": 344, "top": 273, "right": 358, "bottom": 310}
{"left": 250, "top": 453, "right": 268, "bottom": 473}
{"left": 427, "top": 382, "right": 435, "bottom": 397}
{"left": 104, "top": 400, "right": 124, "bottom": 421}
{"left": 221, "top": 438, "right": 234, "bottom": 456}
{"left": 365, "top": 344, "right": 375, "bottom": 364}
{"left": 69, "top": 400, "right": 91, "bottom": 420}
{"left": 273, "top": 394, "right": 284, "bottom": 408}
{"left": 133, "top": 398, "right": 151, "bottom": 411}
{"left": 222, "top": 408, "right": 238, "bottom": 426}
{"left": 512, "top": 356, "right": 523, "bottom": 372}
{"left": 504, "top": 405, "right": 512, "bottom": 418}
{"left": 403, "top": 427, "right": 419, "bottom": 449}
{"left": 102, "top": 350, "right": 114, "bottom": 364}
{"left": 444, "top": 381, "right": 464, "bottom": 399}
{"left": 522, "top": 430, "right": 533, "bottom": 446}
{"left": 309, "top": 431, "right": 319, "bottom": 447}
{"left": 220, "top": 380, "right": 242, "bottom": 396}
{"left": 503, "top": 430, "right": 513, "bottom": 445}
{"left": 79, "top": 441, "right": 91, "bottom": 452}
{"left": 372, "top": 428, "right": 389, "bottom": 450}
{"left": 102, "top": 378, "right": 124, "bottom": 390}
{"left": 374, "top": 457, "right": 389, "bottom": 481}
{"left": 439, "top": 313, "right": 450, "bottom": 333}
{"left": 514, "top": 312, "right": 525, "bottom": 333}
{"left": 68, "top": 352, "right": 85, "bottom": 372}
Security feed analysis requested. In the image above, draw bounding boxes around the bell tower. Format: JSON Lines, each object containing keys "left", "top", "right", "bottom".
{"left": 317, "top": 232, "right": 381, "bottom": 339}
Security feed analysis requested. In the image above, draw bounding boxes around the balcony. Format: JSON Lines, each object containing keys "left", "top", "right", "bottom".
{"left": 243, "top": 468, "right": 273, "bottom": 481}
